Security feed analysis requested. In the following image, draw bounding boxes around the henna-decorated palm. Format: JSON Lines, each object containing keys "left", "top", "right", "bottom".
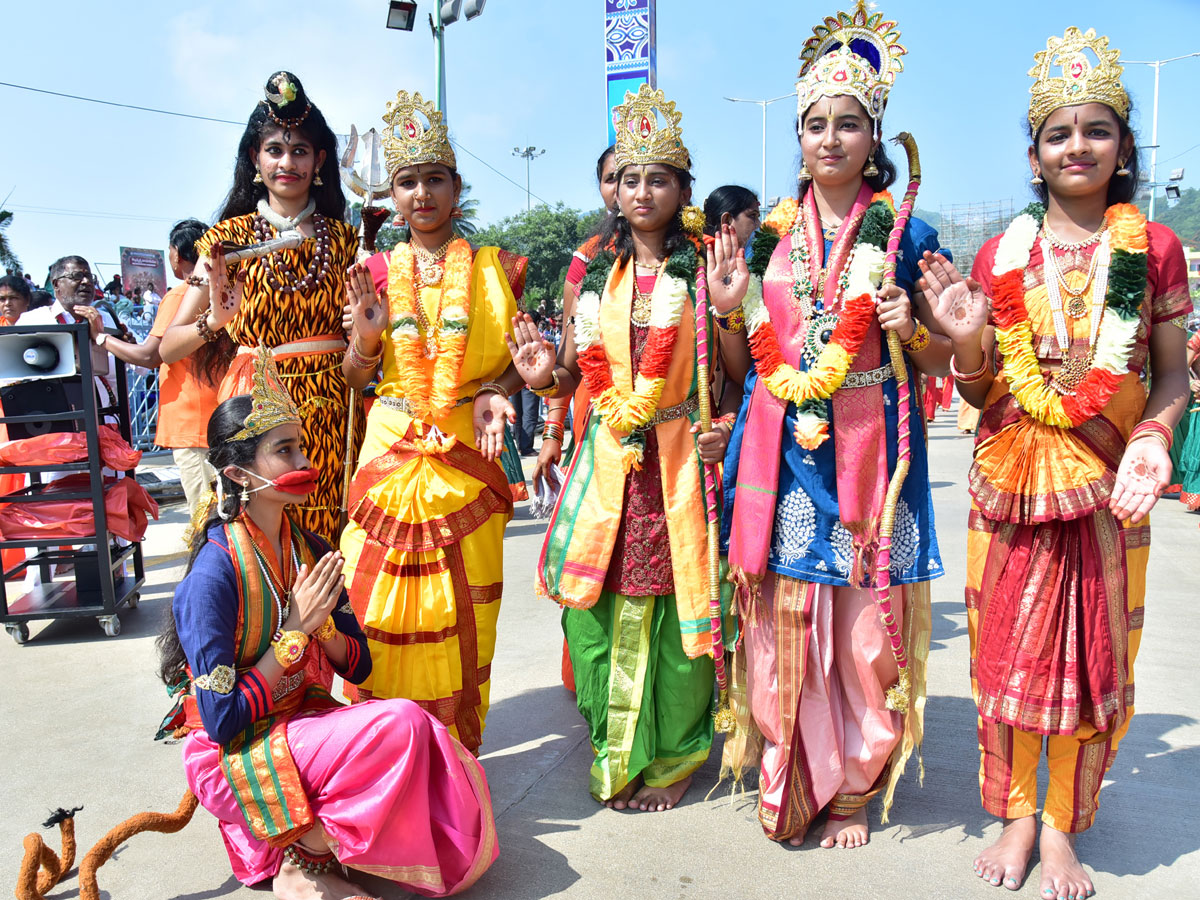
{"left": 346, "top": 262, "right": 387, "bottom": 346}
{"left": 207, "top": 244, "right": 246, "bottom": 330}
{"left": 1110, "top": 437, "right": 1170, "bottom": 524}
{"left": 919, "top": 251, "right": 989, "bottom": 344}
{"left": 473, "top": 391, "right": 515, "bottom": 462}
{"left": 706, "top": 224, "right": 750, "bottom": 314}
{"left": 505, "top": 313, "right": 556, "bottom": 389}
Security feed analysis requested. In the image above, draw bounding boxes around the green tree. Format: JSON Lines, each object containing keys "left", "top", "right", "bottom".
{"left": 1139, "top": 186, "right": 1200, "bottom": 248}
{"left": 471, "top": 204, "right": 604, "bottom": 312}
{"left": 0, "top": 209, "right": 20, "bottom": 271}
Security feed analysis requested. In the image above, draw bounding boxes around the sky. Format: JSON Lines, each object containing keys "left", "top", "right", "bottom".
{"left": 2, "top": 0, "right": 1198, "bottom": 285}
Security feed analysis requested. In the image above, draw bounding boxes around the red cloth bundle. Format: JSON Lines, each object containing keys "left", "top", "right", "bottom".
{"left": 0, "top": 425, "right": 142, "bottom": 471}
{"left": 0, "top": 474, "right": 159, "bottom": 542}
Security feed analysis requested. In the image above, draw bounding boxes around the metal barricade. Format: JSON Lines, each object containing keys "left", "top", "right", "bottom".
{"left": 128, "top": 369, "right": 159, "bottom": 451}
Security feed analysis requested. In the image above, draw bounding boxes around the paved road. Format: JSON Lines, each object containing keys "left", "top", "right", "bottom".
{"left": 2, "top": 419, "right": 1197, "bottom": 899}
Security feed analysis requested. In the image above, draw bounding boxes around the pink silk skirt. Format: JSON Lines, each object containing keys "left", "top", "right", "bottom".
{"left": 746, "top": 576, "right": 903, "bottom": 840}
{"left": 182, "top": 698, "right": 497, "bottom": 897}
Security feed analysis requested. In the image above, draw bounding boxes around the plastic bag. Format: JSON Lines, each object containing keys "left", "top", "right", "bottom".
{"left": 530, "top": 463, "right": 565, "bottom": 519}
{"left": 0, "top": 425, "right": 142, "bottom": 470}
{"left": 0, "top": 474, "right": 159, "bottom": 542}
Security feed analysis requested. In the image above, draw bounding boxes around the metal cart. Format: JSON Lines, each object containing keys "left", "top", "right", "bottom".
{"left": 0, "top": 322, "right": 145, "bottom": 643}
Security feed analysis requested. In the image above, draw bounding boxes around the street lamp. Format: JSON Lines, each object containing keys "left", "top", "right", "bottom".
{"left": 725, "top": 94, "right": 793, "bottom": 213}
{"left": 512, "top": 146, "right": 545, "bottom": 211}
{"left": 1124, "top": 52, "right": 1200, "bottom": 221}
{"left": 383, "top": 1, "right": 488, "bottom": 122}
{"left": 385, "top": 1, "right": 417, "bottom": 30}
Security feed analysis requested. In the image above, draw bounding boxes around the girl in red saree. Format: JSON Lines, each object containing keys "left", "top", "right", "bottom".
{"left": 923, "top": 26, "right": 1190, "bottom": 900}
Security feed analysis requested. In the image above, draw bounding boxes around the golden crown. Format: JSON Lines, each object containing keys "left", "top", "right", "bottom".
{"left": 1028, "top": 27, "right": 1129, "bottom": 133}
{"left": 381, "top": 90, "right": 456, "bottom": 177}
{"left": 612, "top": 83, "right": 690, "bottom": 171}
{"left": 231, "top": 346, "right": 302, "bottom": 443}
{"left": 796, "top": 1, "right": 906, "bottom": 123}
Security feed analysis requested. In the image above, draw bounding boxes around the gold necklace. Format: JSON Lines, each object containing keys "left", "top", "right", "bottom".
{"left": 410, "top": 247, "right": 450, "bottom": 359}
{"left": 1042, "top": 221, "right": 1105, "bottom": 253}
{"left": 632, "top": 262, "right": 661, "bottom": 327}
{"left": 412, "top": 236, "right": 455, "bottom": 287}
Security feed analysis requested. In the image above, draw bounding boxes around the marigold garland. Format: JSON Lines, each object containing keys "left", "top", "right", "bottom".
{"left": 386, "top": 238, "right": 472, "bottom": 421}
{"left": 574, "top": 240, "right": 700, "bottom": 435}
{"left": 991, "top": 202, "right": 1147, "bottom": 429}
{"left": 742, "top": 195, "right": 895, "bottom": 446}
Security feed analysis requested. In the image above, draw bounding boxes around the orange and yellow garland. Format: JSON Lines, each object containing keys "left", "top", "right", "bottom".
{"left": 991, "top": 203, "right": 1147, "bottom": 429}
{"left": 386, "top": 238, "right": 473, "bottom": 421}
{"left": 742, "top": 194, "right": 893, "bottom": 448}
{"left": 574, "top": 245, "right": 696, "bottom": 436}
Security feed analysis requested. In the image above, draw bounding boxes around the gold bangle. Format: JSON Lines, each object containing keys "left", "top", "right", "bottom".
{"left": 528, "top": 369, "right": 560, "bottom": 398}
{"left": 713, "top": 305, "right": 746, "bottom": 334}
{"left": 474, "top": 381, "right": 508, "bottom": 401}
{"left": 313, "top": 616, "right": 338, "bottom": 643}
{"left": 901, "top": 321, "right": 931, "bottom": 353}
{"left": 272, "top": 630, "right": 309, "bottom": 668}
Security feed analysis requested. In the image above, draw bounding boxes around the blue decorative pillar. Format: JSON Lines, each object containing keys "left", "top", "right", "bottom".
{"left": 605, "top": 0, "right": 657, "bottom": 143}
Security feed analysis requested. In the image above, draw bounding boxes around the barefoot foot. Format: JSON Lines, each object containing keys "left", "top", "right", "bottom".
{"left": 1039, "top": 825, "right": 1095, "bottom": 900}
{"left": 819, "top": 807, "right": 868, "bottom": 848}
{"left": 630, "top": 775, "right": 692, "bottom": 812}
{"left": 273, "top": 859, "right": 366, "bottom": 900}
{"left": 603, "top": 778, "right": 641, "bottom": 811}
{"left": 973, "top": 816, "right": 1035, "bottom": 891}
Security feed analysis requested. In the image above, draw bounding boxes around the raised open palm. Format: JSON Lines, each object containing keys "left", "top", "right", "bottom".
{"left": 919, "top": 251, "right": 989, "bottom": 341}
{"left": 505, "top": 313, "right": 557, "bottom": 390}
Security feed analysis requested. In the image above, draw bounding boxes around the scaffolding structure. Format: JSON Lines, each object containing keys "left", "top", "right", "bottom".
{"left": 937, "top": 200, "right": 1017, "bottom": 276}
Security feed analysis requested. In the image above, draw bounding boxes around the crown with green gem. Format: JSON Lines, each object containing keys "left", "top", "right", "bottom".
{"left": 795, "top": 1, "right": 906, "bottom": 122}
{"left": 612, "top": 83, "right": 690, "bottom": 171}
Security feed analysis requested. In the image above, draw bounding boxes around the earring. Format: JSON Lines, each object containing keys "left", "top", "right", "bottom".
{"left": 392, "top": 214, "right": 406, "bottom": 227}
{"left": 863, "top": 153, "right": 879, "bottom": 178}
{"left": 1030, "top": 172, "right": 1044, "bottom": 185}
{"left": 798, "top": 162, "right": 812, "bottom": 183}
{"left": 615, "top": 208, "right": 626, "bottom": 219}
{"left": 1116, "top": 161, "right": 1131, "bottom": 177}
{"left": 239, "top": 483, "right": 250, "bottom": 503}
{"left": 313, "top": 172, "right": 324, "bottom": 186}
{"left": 450, "top": 206, "right": 463, "bottom": 219}
{"left": 253, "top": 169, "right": 263, "bottom": 184}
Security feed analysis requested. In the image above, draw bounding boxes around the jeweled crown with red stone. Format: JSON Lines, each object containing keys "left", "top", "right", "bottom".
{"left": 795, "top": 1, "right": 906, "bottom": 122}
{"left": 381, "top": 90, "right": 456, "bottom": 177}
{"left": 612, "top": 83, "right": 690, "bottom": 171}
{"left": 1028, "top": 27, "right": 1129, "bottom": 133}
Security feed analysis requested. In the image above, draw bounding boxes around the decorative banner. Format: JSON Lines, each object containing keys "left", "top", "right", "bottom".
{"left": 605, "top": 0, "right": 657, "bottom": 144}
{"left": 119, "top": 247, "right": 167, "bottom": 298}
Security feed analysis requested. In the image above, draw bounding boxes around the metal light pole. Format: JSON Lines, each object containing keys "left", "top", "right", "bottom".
{"left": 1124, "top": 52, "right": 1200, "bottom": 222}
{"left": 384, "top": 1, "right": 488, "bottom": 124}
{"left": 725, "top": 94, "right": 793, "bottom": 211}
{"left": 512, "top": 146, "right": 545, "bottom": 210}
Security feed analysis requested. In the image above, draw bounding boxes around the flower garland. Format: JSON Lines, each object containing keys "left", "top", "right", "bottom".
{"left": 991, "top": 202, "right": 1147, "bottom": 429}
{"left": 574, "top": 241, "right": 698, "bottom": 436}
{"left": 386, "top": 238, "right": 472, "bottom": 421}
{"left": 743, "top": 195, "right": 894, "bottom": 449}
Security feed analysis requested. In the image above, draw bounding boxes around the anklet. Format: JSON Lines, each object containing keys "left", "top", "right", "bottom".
{"left": 284, "top": 842, "right": 337, "bottom": 875}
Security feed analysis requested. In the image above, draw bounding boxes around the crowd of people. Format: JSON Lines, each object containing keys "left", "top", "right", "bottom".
{"left": 6, "top": 4, "right": 1198, "bottom": 900}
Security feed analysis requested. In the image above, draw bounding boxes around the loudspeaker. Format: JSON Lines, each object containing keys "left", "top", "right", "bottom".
{"left": 0, "top": 330, "right": 77, "bottom": 382}
{"left": 0, "top": 377, "right": 85, "bottom": 440}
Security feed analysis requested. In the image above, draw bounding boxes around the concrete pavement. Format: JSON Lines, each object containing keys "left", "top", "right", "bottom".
{"left": 2, "top": 418, "right": 1198, "bottom": 899}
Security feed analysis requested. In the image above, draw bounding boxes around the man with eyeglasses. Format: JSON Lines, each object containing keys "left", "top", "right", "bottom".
{"left": 17, "top": 254, "right": 118, "bottom": 403}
